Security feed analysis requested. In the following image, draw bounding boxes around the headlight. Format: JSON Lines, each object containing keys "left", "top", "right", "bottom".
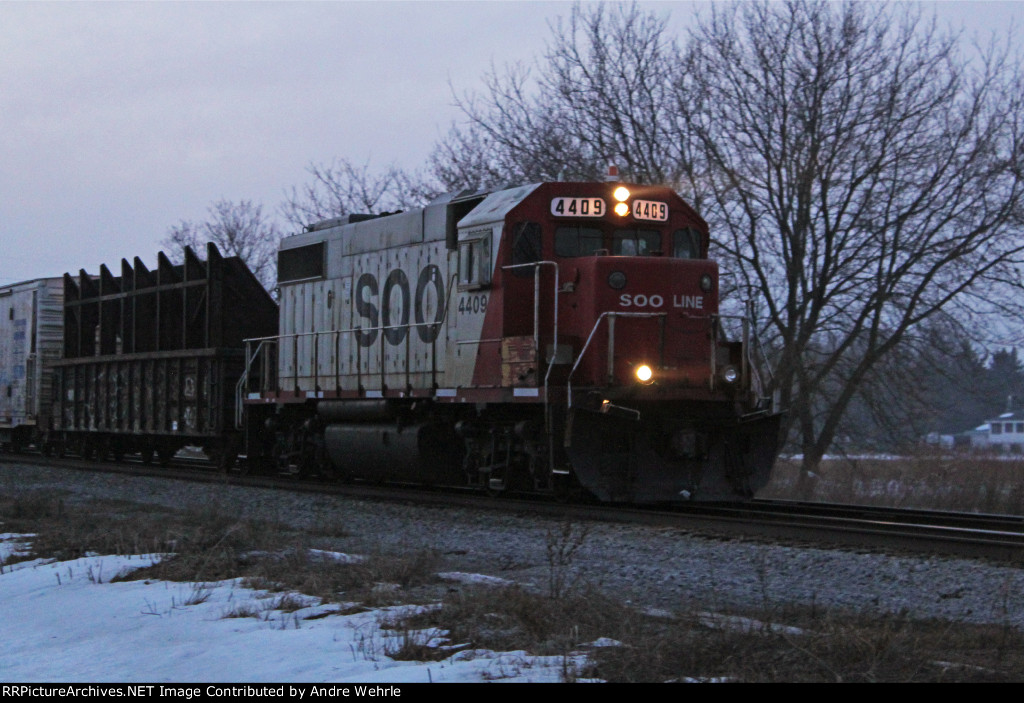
{"left": 700, "top": 274, "right": 713, "bottom": 292}
{"left": 635, "top": 364, "right": 654, "bottom": 383}
{"left": 614, "top": 202, "right": 629, "bottom": 217}
{"left": 607, "top": 271, "right": 627, "bottom": 289}
{"left": 720, "top": 365, "right": 738, "bottom": 385}
{"left": 613, "top": 186, "right": 630, "bottom": 202}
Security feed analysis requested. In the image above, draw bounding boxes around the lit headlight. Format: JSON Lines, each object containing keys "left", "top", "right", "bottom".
{"left": 635, "top": 364, "right": 654, "bottom": 383}
{"left": 614, "top": 202, "right": 629, "bottom": 217}
{"left": 613, "top": 186, "right": 630, "bottom": 202}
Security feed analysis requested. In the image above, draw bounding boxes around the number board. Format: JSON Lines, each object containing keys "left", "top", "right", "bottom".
{"left": 631, "top": 199, "right": 668, "bottom": 222}
{"left": 550, "top": 197, "right": 605, "bottom": 218}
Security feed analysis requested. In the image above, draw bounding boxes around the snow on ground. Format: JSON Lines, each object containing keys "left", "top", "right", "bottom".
{"left": 0, "top": 536, "right": 582, "bottom": 683}
{"left": 437, "top": 572, "right": 516, "bottom": 588}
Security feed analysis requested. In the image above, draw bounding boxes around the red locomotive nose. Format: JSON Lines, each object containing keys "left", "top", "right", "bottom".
{"left": 560, "top": 256, "right": 719, "bottom": 390}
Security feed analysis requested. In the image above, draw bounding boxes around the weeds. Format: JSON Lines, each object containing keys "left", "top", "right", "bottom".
{"left": 380, "top": 623, "right": 452, "bottom": 662}
{"left": 761, "top": 454, "right": 1024, "bottom": 514}
{"left": 544, "top": 520, "right": 589, "bottom": 599}
{"left": 182, "top": 583, "right": 213, "bottom": 606}
{"left": 588, "top": 608, "right": 1024, "bottom": 682}
{"left": 389, "top": 583, "right": 637, "bottom": 657}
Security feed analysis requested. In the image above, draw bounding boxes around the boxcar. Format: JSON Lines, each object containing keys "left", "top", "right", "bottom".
{"left": 0, "top": 278, "right": 63, "bottom": 451}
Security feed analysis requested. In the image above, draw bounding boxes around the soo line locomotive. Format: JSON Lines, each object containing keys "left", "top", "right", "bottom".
{"left": 1, "top": 174, "right": 782, "bottom": 502}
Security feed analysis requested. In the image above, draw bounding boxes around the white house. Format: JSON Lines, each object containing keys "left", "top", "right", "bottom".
{"left": 970, "top": 412, "right": 1024, "bottom": 452}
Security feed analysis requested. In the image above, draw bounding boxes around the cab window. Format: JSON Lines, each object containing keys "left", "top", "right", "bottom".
{"left": 459, "top": 230, "right": 492, "bottom": 289}
{"left": 510, "top": 222, "right": 542, "bottom": 277}
{"left": 555, "top": 225, "right": 604, "bottom": 258}
{"left": 613, "top": 229, "right": 661, "bottom": 256}
{"left": 673, "top": 228, "right": 702, "bottom": 259}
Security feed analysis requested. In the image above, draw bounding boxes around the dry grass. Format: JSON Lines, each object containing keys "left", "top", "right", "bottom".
{"left": 0, "top": 492, "right": 275, "bottom": 567}
{"left": 761, "top": 454, "right": 1024, "bottom": 514}
{"left": 390, "top": 584, "right": 641, "bottom": 657}
{"left": 235, "top": 549, "right": 441, "bottom": 606}
{"left": 387, "top": 585, "right": 1024, "bottom": 681}
{"left": 0, "top": 490, "right": 439, "bottom": 606}
{"left": 589, "top": 609, "right": 1024, "bottom": 682}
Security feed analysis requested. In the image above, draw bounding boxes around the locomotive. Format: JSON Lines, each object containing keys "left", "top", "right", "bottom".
{"left": 2, "top": 175, "right": 782, "bottom": 502}
{"left": 241, "top": 175, "right": 783, "bottom": 501}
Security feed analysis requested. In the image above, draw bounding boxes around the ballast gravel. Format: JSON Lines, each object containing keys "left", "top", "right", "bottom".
{"left": 3, "top": 461, "right": 1023, "bottom": 628}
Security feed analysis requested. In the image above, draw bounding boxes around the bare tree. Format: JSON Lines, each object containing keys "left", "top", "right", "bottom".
{"left": 429, "top": 3, "right": 687, "bottom": 189}
{"left": 431, "top": 0, "right": 1024, "bottom": 484}
{"left": 162, "top": 199, "right": 282, "bottom": 290}
{"left": 677, "top": 1, "right": 1024, "bottom": 484}
{"left": 281, "top": 158, "right": 434, "bottom": 230}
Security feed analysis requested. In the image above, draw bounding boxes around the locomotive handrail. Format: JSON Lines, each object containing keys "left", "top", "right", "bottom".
{"left": 240, "top": 278, "right": 456, "bottom": 402}
{"left": 501, "top": 261, "right": 562, "bottom": 478}
{"left": 713, "top": 309, "right": 772, "bottom": 401}
{"left": 500, "top": 261, "right": 560, "bottom": 365}
{"left": 566, "top": 311, "right": 667, "bottom": 410}
{"left": 235, "top": 338, "right": 277, "bottom": 428}
{"left": 501, "top": 261, "right": 560, "bottom": 430}
{"left": 242, "top": 317, "right": 448, "bottom": 344}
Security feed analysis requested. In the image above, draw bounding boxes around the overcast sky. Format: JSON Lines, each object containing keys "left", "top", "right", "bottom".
{"left": 2, "top": 1, "right": 1021, "bottom": 285}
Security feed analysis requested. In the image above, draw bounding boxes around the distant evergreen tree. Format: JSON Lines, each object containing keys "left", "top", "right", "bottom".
{"left": 832, "top": 325, "right": 1000, "bottom": 451}
{"left": 982, "top": 349, "right": 1024, "bottom": 416}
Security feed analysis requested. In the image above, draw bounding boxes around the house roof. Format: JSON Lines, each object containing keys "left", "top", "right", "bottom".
{"left": 986, "top": 412, "right": 1024, "bottom": 423}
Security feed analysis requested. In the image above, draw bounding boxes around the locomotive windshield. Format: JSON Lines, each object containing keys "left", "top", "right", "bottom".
{"left": 554, "top": 225, "right": 604, "bottom": 257}
{"left": 673, "top": 228, "right": 702, "bottom": 259}
{"left": 551, "top": 224, "right": 699, "bottom": 259}
{"left": 612, "top": 228, "right": 660, "bottom": 256}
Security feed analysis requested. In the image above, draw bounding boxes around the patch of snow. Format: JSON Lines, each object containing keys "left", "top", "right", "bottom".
{"left": 0, "top": 552, "right": 583, "bottom": 682}
{"left": 307, "top": 549, "right": 366, "bottom": 564}
{"left": 583, "top": 637, "right": 622, "bottom": 648}
{"left": 437, "top": 572, "right": 516, "bottom": 587}
{"left": 698, "top": 611, "right": 807, "bottom": 636}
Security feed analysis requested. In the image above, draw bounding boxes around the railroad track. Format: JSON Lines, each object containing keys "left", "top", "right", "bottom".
{"left": 3, "top": 450, "right": 1024, "bottom": 563}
